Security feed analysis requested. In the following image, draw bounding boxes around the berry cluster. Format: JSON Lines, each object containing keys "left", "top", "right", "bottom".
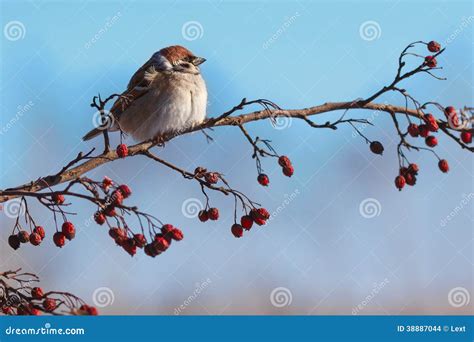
{"left": 108, "top": 223, "right": 183, "bottom": 257}
{"left": 234, "top": 207, "right": 271, "bottom": 237}
{"left": 230, "top": 208, "right": 271, "bottom": 238}
{"left": 397, "top": 103, "right": 469, "bottom": 190}
{"left": 8, "top": 226, "right": 45, "bottom": 250}
{"left": 424, "top": 40, "right": 441, "bottom": 68}
{"left": 198, "top": 208, "right": 219, "bottom": 222}
{"left": 256, "top": 155, "right": 294, "bottom": 187}
{"left": 1, "top": 273, "right": 98, "bottom": 316}
{"left": 390, "top": 41, "right": 472, "bottom": 191}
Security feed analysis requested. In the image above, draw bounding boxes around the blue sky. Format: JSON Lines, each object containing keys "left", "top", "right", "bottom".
{"left": 0, "top": 0, "right": 472, "bottom": 314}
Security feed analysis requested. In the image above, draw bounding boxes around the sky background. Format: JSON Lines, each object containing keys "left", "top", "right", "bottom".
{"left": 0, "top": 0, "right": 472, "bottom": 315}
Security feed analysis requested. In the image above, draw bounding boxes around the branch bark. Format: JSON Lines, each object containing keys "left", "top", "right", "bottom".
{"left": 0, "top": 101, "right": 425, "bottom": 203}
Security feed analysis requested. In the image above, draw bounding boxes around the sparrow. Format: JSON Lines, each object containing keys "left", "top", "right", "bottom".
{"left": 82, "top": 45, "right": 207, "bottom": 142}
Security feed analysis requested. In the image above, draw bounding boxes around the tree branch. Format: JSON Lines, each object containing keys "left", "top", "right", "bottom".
{"left": 0, "top": 101, "right": 440, "bottom": 203}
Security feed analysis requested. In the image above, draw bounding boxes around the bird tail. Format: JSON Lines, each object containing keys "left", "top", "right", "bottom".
{"left": 82, "top": 128, "right": 103, "bottom": 141}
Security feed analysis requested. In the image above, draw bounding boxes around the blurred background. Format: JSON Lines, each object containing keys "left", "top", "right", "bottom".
{"left": 0, "top": 0, "right": 472, "bottom": 315}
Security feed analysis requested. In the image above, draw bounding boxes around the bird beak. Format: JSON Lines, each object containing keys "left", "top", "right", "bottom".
{"left": 192, "top": 56, "right": 206, "bottom": 66}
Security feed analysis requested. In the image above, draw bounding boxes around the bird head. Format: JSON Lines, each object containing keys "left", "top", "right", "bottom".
{"left": 154, "top": 45, "right": 206, "bottom": 75}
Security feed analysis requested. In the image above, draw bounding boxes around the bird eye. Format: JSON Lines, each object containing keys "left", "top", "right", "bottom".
{"left": 182, "top": 63, "right": 191, "bottom": 68}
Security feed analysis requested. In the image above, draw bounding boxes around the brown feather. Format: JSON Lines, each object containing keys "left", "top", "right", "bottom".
{"left": 159, "top": 45, "right": 194, "bottom": 64}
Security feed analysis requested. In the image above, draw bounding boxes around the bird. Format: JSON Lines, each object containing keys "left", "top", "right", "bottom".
{"left": 82, "top": 45, "right": 207, "bottom": 142}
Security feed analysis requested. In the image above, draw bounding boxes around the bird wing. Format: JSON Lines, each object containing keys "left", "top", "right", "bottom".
{"left": 110, "top": 58, "right": 161, "bottom": 118}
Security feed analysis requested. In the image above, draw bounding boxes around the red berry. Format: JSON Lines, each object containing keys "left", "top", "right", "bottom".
{"left": 29, "top": 232, "right": 42, "bottom": 246}
{"left": 231, "top": 224, "right": 244, "bottom": 238}
{"left": 16, "top": 305, "right": 28, "bottom": 315}
{"left": 250, "top": 208, "right": 270, "bottom": 225}
{"left": 102, "top": 176, "right": 113, "bottom": 188}
{"left": 198, "top": 210, "right": 209, "bottom": 222}
{"left": 395, "top": 175, "right": 406, "bottom": 190}
{"left": 369, "top": 141, "right": 384, "bottom": 155}
{"left": 257, "top": 174, "right": 270, "bottom": 186}
{"left": 29, "top": 308, "right": 41, "bottom": 315}
{"left": 444, "top": 106, "right": 460, "bottom": 128}
{"left": 2, "top": 307, "right": 13, "bottom": 315}
{"left": 87, "top": 306, "right": 98, "bottom": 315}
{"left": 103, "top": 206, "right": 116, "bottom": 217}
{"left": 108, "top": 227, "right": 125, "bottom": 240}
{"left": 438, "top": 159, "right": 449, "bottom": 173}
{"left": 31, "top": 287, "right": 44, "bottom": 299}
{"left": 461, "top": 131, "right": 472, "bottom": 144}
{"left": 111, "top": 190, "right": 123, "bottom": 206}
{"left": 33, "top": 226, "right": 45, "bottom": 239}
{"left": 278, "top": 156, "right": 292, "bottom": 168}
{"left": 118, "top": 184, "right": 132, "bottom": 198}
{"left": 408, "top": 163, "right": 419, "bottom": 174}
{"left": 405, "top": 173, "right": 417, "bottom": 186}
{"left": 170, "top": 228, "right": 184, "bottom": 241}
{"left": 204, "top": 172, "right": 219, "bottom": 184}
{"left": 52, "top": 193, "right": 65, "bottom": 205}
{"left": 61, "top": 221, "right": 75, "bottom": 240}
{"left": 53, "top": 232, "right": 66, "bottom": 247}
{"left": 445, "top": 106, "right": 456, "bottom": 115}
{"left": 240, "top": 215, "right": 253, "bottom": 230}
{"left": 94, "top": 212, "right": 106, "bottom": 225}
{"left": 43, "top": 298, "right": 56, "bottom": 312}
{"left": 109, "top": 228, "right": 126, "bottom": 246}
{"left": 257, "top": 208, "right": 270, "bottom": 220}
{"left": 18, "top": 230, "right": 29, "bottom": 243}
{"left": 161, "top": 224, "right": 174, "bottom": 234}
{"left": 427, "top": 41, "right": 441, "bottom": 53}
{"left": 154, "top": 236, "right": 169, "bottom": 252}
{"left": 116, "top": 144, "right": 128, "bottom": 158}
{"left": 133, "top": 234, "right": 146, "bottom": 248}
{"left": 8, "top": 234, "right": 20, "bottom": 250}
{"left": 122, "top": 238, "right": 137, "bottom": 256}
{"left": 208, "top": 208, "right": 219, "bottom": 220}
{"left": 144, "top": 243, "right": 159, "bottom": 257}
{"left": 418, "top": 124, "right": 429, "bottom": 137}
{"left": 425, "top": 135, "right": 438, "bottom": 147}
{"left": 80, "top": 304, "right": 98, "bottom": 315}
{"left": 424, "top": 55, "right": 437, "bottom": 68}
{"left": 407, "top": 123, "right": 419, "bottom": 137}
{"left": 424, "top": 114, "right": 439, "bottom": 132}
{"left": 282, "top": 165, "right": 294, "bottom": 177}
